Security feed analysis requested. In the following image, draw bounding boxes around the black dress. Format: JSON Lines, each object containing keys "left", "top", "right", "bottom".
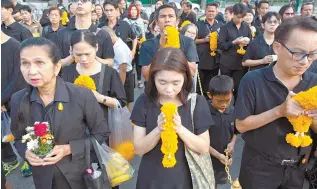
{"left": 60, "top": 64, "right": 127, "bottom": 119}
{"left": 130, "top": 94, "right": 214, "bottom": 189}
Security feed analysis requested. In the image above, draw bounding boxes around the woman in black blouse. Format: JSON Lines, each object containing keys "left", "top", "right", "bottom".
{"left": 61, "top": 30, "right": 127, "bottom": 119}
{"left": 131, "top": 48, "right": 214, "bottom": 189}
{"left": 10, "top": 37, "right": 110, "bottom": 189}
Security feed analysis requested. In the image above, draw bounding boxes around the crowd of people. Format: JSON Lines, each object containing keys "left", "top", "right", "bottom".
{"left": 1, "top": 0, "right": 317, "bottom": 188}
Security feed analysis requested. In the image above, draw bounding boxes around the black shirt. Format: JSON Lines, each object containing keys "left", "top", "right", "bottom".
{"left": 98, "top": 19, "right": 136, "bottom": 49}
{"left": 10, "top": 77, "right": 109, "bottom": 189}
{"left": 254, "top": 16, "right": 263, "bottom": 34}
{"left": 139, "top": 34, "right": 199, "bottom": 66}
{"left": 57, "top": 23, "right": 114, "bottom": 59}
{"left": 215, "top": 12, "right": 226, "bottom": 24}
{"left": 209, "top": 104, "right": 235, "bottom": 171}
{"left": 234, "top": 64, "right": 317, "bottom": 159}
{"left": 196, "top": 19, "right": 223, "bottom": 70}
{"left": 179, "top": 11, "right": 197, "bottom": 28}
{"left": 42, "top": 25, "right": 65, "bottom": 46}
{"left": 1, "top": 22, "right": 33, "bottom": 42}
{"left": 39, "top": 9, "right": 50, "bottom": 27}
{"left": 60, "top": 64, "right": 127, "bottom": 119}
{"left": 130, "top": 94, "right": 214, "bottom": 189}
{"left": 218, "top": 20, "right": 252, "bottom": 70}
{"left": 243, "top": 34, "right": 275, "bottom": 71}
{"left": 1, "top": 38, "right": 25, "bottom": 108}
{"left": 308, "top": 60, "right": 317, "bottom": 74}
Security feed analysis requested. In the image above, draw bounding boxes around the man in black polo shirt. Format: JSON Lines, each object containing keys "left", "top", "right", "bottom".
{"left": 235, "top": 17, "right": 317, "bottom": 188}
{"left": 242, "top": 12, "right": 279, "bottom": 71}
{"left": 139, "top": 4, "right": 199, "bottom": 81}
{"left": 57, "top": 0, "right": 114, "bottom": 67}
{"left": 218, "top": 3, "right": 251, "bottom": 101}
{"left": 195, "top": 2, "right": 222, "bottom": 96}
{"left": 178, "top": 1, "right": 196, "bottom": 28}
{"left": 254, "top": 0, "right": 270, "bottom": 33}
{"left": 100, "top": 0, "right": 137, "bottom": 54}
{"left": 42, "top": 7, "right": 65, "bottom": 46}
{"left": 1, "top": 0, "right": 32, "bottom": 42}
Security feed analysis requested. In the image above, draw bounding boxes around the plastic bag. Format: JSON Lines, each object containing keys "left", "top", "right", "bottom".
{"left": 108, "top": 101, "right": 135, "bottom": 161}
{"left": 98, "top": 142, "right": 134, "bottom": 187}
{"left": 1, "top": 112, "right": 14, "bottom": 142}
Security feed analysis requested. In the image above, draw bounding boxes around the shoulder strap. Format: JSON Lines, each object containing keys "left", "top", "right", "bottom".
{"left": 189, "top": 93, "right": 197, "bottom": 132}
{"left": 97, "top": 64, "right": 106, "bottom": 93}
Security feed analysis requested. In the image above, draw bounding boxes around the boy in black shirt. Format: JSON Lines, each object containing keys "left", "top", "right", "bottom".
{"left": 207, "top": 75, "right": 237, "bottom": 186}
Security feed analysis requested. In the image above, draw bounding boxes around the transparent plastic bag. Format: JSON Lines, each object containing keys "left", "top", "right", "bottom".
{"left": 98, "top": 142, "right": 134, "bottom": 187}
{"left": 108, "top": 100, "right": 135, "bottom": 161}
{"left": 1, "top": 112, "right": 14, "bottom": 142}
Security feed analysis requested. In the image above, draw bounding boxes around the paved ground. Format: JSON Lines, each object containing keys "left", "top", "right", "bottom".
{"left": 6, "top": 83, "right": 245, "bottom": 189}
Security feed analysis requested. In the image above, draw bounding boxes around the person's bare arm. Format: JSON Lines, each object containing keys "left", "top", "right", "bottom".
{"left": 96, "top": 57, "right": 114, "bottom": 67}
{"left": 119, "top": 63, "right": 127, "bottom": 84}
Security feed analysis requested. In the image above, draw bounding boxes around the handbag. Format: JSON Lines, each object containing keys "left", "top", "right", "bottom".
{"left": 84, "top": 137, "right": 111, "bottom": 189}
{"left": 184, "top": 93, "right": 215, "bottom": 189}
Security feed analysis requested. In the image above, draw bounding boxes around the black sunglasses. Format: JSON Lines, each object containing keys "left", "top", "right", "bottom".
{"left": 280, "top": 42, "right": 317, "bottom": 61}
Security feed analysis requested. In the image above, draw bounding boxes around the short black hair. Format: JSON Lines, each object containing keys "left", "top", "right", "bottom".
{"left": 206, "top": 2, "right": 218, "bottom": 9}
{"left": 1, "top": 0, "right": 14, "bottom": 10}
{"left": 208, "top": 75, "right": 234, "bottom": 96}
{"left": 68, "top": 3, "right": 73, "bottom": 9}
{"left": 301, "top": 2, "right": 313, "bottom": 11}
{"left": 246, "top": 8, "right": 254, "bottom": 16}
{"left": 275, "top": 16, "right": 317, "bottom": 43}
{"left": 185, "top": 1, "right": 192, "bottom": 9}
{"left": 262, "top": 11, "right": 280, "bottom": 24}
{"left": 48, "top": 7, "right": 62, "bottom": 16}
{"left": 233, "top": 3, "right": 248, "bottom": 16}
{"left": 103, "top": 0, "right": 119, "bottom": 9}
{"left": 278, "top": 5, "right": 293, "bottom": 18}
{"left": 257, "top": 0, "right": 270, "bottom": 8}
{"left": 156, "top": 4, "right": 177, "bottom": 20}
{"left": 20, "top": 5, "right": 32, "bottom": 13}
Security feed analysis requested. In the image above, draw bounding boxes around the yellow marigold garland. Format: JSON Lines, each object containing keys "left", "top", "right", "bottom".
{"left": 160, "top": 103, "right": 178, "bottom": 168}
{"left": 209, "top": 32, "right": 218, "bottom": 56}
{"left": 164, "top": 26, "right": 180, "bottom": 49}
{"left": 286, "top": 86, "right": 317, "bottom": 148}
{"left": 61, "top": 11, "right": 69, "bottom": 26}
{"left": 74, "top": 75, "right": 97, "bottom": 91}
{"left": 237, "top": 44, "right": 246, "bottom": 55}
{"left": 180, "top": 20, "right": 191, "bottom": 31}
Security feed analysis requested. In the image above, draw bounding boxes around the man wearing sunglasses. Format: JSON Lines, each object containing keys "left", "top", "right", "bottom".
{"left": 57, "top": 0, "right": 114, "bottom": 67}
{"left": 235, "top": 16, "right": 317, "bottom": 188}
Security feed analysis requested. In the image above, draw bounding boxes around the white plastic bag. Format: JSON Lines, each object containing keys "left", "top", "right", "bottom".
{"left": 98, "top": 142, "right": 134, "bottom": 187}
{"left": 108, "top": 101, "right": 135, "bottom": 161}
{"left": 1, "top": 112, "right": 14, "bottom": 142}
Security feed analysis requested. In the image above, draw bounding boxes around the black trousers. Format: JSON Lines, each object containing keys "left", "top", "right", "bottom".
{"left": 1, "top": 142, "right": 17, "bottom": 163}
{"left": 134, "top": 48, "right": 142, "bottom": 81}
{"left": 197, "top": 68, "right": 219, "bottom": 97}
{"left": 220, "top": 65, "right": 245, "bottom": 102}
{"left": 239, "top": 145, "right": 305, "bottom": 189}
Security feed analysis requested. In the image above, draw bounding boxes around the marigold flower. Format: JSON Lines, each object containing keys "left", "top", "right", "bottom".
{"left": 160, "top": 103, "right": 178, "bottom": 168}
{"left": 74, "top": 75, "right": 97, "bottom": 91}
{"left": 180, "top": 20, "right": 191, "bottom": 31}
{"left": 114, "top": 141, "right": 135, "bottom": 162}
{"left": 209, "top": 32, "right": 218, "bottom": 56}
{"left": 237, "top": 44, "right": 246, "bottom": 55}
{"left": 164, "top": 26, "right": 180, "bottom": 49}
{"left": 286, "top": 86, "right": 317, "bottom": 148}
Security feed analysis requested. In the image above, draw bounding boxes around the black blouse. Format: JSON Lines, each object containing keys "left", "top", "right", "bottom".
{"left": 130, "top": 94, "right": 214, "bottom": 189}
{"left": 10, "top": 77, "right": 110, "bottom": 189}
{"left": 61, "top": 64, "right": 127, "bottom": 119}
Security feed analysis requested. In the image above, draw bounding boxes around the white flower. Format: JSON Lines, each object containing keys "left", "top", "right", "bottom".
{"left": 46, "top": 140, "right": 52, "bottom": 144}
{"left": 21, "top": 134, "right": 31, "bottom": 143}
{"left": 34, "top": 121, "right": 40, "bottom": 125}
{"left": 27, "top": 140, "right": 39, "bottom": 151}
{"left": 42, "top": 122, "right": 49, "bottom": 126}
{"left": 250, "top": 26, "right": 256, "bottom": 33}
{"left": 25, "top": 126, "right": 34, "bottom": 132}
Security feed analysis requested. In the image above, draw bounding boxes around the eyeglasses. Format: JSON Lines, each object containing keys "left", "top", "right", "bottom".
{"left": 284, "top": 13, "right": 295, "bottom": 16}
{"left": 266, "top": 20, "right": 279, "bottom": 25}
{"left": 280, "top": 42, "right": 317, "bottom": 61}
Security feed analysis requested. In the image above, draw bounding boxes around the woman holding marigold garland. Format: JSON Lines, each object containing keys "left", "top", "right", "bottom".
{"left": 61, "top": 30, "right": 127, "bottom": 119}
{"left": 10, "top": 37, "right": 110, "bottom": 189}
{"left": 131, "top": 48, "right": 214, "bottom": 189}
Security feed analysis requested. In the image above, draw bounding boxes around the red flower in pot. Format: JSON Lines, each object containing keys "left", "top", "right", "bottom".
{"left": 34, "top": 123, "right": 48, "bottom": 137}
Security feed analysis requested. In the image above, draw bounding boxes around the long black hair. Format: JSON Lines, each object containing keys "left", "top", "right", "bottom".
{"left": 14, "top": 37, "right": 61, "bottom": 138}
{"left": 70, "top": 30, "right": 97, "bottom": 48}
